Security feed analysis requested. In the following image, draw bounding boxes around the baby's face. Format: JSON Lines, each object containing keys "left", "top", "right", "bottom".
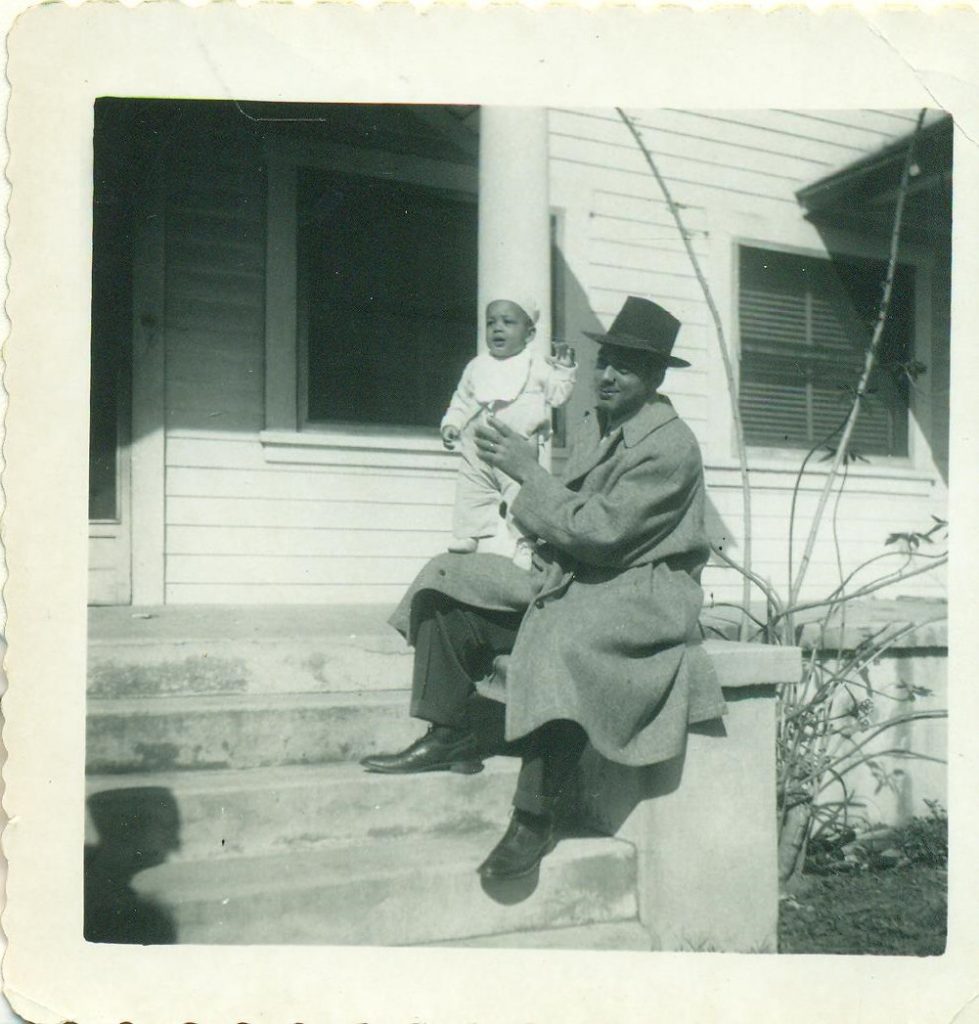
{"left": 486, "top": 300, "right": 534, "bottom": 359}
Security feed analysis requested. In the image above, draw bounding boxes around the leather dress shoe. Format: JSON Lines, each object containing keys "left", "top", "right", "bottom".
{"left": 477, "top": 812, "right": 556, "bottom": 880}
{"left": 360, "top": 725, "right": 483, "bottom": 775}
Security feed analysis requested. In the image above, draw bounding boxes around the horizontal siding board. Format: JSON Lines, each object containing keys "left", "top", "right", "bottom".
{"left": 657, "top": 109, "right": 898, "bottom": 155}
{"left": 167, "top": 466, "right": 457, "bottom": 505}
{"left": 166, "top": 525, "right": 448, "bottom": 558}
{"left": 550, "top": 109, "right": 837, "bottom": 177}
{"left": 587, "top": 235, "right": 710, "bottom": 265}
{"left": 586, "top": 264, "right": 708, "bottom": 303}
{"left": 551, "top": 150, "right": 801, "bottom": 208}
{"left": 167, "top": 554, "right": 427, "bottom": 586}
{"left": 706, "top": 467, "right": 935, "bottom": 498}
{"left": 167, "top": 436, "right": 267, "bottom": 470}
{"left": 553, "top": 108, "right": 869, "bottom": 167}
{"left": 550, "top": 133, "right": 813, "bottom": 192}
{"left": 588, "top": 190, "right": 708, "bottom": 230}
{"left": 588, "top": 289, "right": 710, "bottom": 329}
{"left": 771, "top": 108, "right": 920, "bottom": 139}
{"left": 167, "top": 496, "right": 453, "bottom": 531}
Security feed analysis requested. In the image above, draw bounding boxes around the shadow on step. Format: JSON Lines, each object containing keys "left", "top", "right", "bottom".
{"left": 84, "top": 786, "right": 181, "bottom": 944}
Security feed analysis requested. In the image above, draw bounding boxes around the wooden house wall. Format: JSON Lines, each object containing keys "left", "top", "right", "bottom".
{"left": 161, "top": 107, "right": 948, "bottom": 605}
{"left": 163, "top": 109, "right": 457, "bottom": 604}
{"left": 548, "top": 107, "right": 947, "bottom": 606}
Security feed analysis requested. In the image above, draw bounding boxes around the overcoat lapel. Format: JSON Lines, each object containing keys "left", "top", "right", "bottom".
{"left": 562, "top": 397, "right": 678, "bottom": 487}
{"left": 561, "top": 414, "right": 611, "bottom": 486}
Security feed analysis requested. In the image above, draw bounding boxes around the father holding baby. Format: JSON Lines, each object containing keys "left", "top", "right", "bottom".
{"left": 361, "top": 296, "right": 725, "bottom": 881}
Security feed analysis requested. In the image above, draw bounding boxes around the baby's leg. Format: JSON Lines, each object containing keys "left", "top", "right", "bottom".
{"left": 450, "top": 437, "right": 505, "bottom": 550}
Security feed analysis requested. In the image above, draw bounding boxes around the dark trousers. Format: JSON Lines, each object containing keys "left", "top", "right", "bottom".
{"left": 409, "top": 593, "right": 588, "bottom": 818}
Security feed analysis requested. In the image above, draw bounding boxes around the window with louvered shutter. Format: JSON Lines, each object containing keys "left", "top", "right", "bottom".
{"left": 738, "top": 246, "right": 913, "bottom": 457}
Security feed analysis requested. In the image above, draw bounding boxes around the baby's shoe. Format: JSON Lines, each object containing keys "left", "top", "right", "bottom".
{"left": 512, "top": 538, "right": 534, "bottom": 571}
{"left": 447, "top": 537, "right": 478, "bottom": 554}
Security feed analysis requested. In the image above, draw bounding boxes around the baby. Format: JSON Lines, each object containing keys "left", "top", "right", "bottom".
{"left": 441, "top": 296, "right": 576, "bottom": 569}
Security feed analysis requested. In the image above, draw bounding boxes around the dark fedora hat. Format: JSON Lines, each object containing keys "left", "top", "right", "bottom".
{"left": 584, "top": 296, "right": 690, "bottom": 368}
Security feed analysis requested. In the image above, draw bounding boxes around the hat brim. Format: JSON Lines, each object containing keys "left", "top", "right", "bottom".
{"left": 583, "top": 331, "right": 691, "bottom": 368}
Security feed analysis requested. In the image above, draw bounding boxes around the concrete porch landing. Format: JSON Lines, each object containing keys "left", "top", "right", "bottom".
{"left": 89, "top": 604, "right": 407, "bottom": 644}
{"left": 86, "top": 602, "right": 801, "bottom": 949}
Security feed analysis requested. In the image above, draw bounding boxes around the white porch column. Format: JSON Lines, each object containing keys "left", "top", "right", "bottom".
{"left": 478, "top": 108, "right": 550, "bottom": 359}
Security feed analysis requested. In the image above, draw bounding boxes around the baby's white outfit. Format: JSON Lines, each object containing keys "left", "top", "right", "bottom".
{"left": 442, "top": 346, "right": 576, "bottom": 561}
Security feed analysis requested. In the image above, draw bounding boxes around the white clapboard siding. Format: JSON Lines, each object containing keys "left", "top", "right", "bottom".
{"left": 167, "top": 525, "right": 448, "bottom": 559}
{"left": 166, "top": 583, "right": 410, "bottom": 606}
{"left": 167, "top": 466, "right": 457, "bottom": 506}
{"left": 167, "top": 496, "right": 454, "bottom": 533}
{"left": 590, "top": 189, "right": 708, "bottom": 227}
{"left": 551, "top": 136, "right": 811, "bottom": 200}
{"left": 151, "top": 106, "right": 943, "bottom": 605}
{"left": 168, "top": 555, "right": 428, "bottom": 587}
{"left": 552, "top": 109, "right": 862, "bottom": 168}
{"left": 550, "top": 111, "right": 836, "bottom": 180}
{"left": 650, "top": 109, "right": 911, "bottom": 157}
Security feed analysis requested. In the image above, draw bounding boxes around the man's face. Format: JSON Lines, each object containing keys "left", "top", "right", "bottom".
{"left": 486, "top": 300, "right": 535, "bottom": 359}
{"left": 594, "top": 344, "right": 661, "bottom": 428}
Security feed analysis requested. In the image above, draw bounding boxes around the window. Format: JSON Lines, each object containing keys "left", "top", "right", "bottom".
{"left": 298, "top": 170, "right": 477, "bottom": 429}
{"left": 738, "top": 245, "right": 914, "bottom": 457}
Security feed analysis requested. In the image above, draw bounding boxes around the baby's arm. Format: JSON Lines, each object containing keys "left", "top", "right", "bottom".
{"left": 441, "top": 361, "right": 478, "bottom": 448}
{"left": 542, "top": 343, "right": 577, "bottom": 408}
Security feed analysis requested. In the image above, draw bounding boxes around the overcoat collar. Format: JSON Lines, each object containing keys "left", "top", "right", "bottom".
{"left": 562, "top": 394, "right": 677, "bottom": 485}
{"left": 620, "top": 394, "right": 678, "bottom": 447}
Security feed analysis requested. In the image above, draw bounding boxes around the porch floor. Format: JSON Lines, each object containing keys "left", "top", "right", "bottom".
{"left": 88, "top": 603, "right": 401, "bottom": 644}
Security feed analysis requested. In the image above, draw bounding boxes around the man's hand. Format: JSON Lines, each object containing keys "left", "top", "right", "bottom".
{"left": 441, "top": 425, "right": 461, "bottom": 451}
{"left": 474, "top": 418, "right": 541, "bottom": 483}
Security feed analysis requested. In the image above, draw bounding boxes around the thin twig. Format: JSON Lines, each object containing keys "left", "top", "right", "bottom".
{"left": 789, "top": 109, "right": 927, "bottom": 606}
{"left": 617, "top": 107, "right": 753, "bottom": 638}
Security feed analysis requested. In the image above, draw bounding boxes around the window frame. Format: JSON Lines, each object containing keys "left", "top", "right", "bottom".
{"left": 726, "top": 231, "right": 936, "bottom": 476}
{"left": 261, "top": 136, "right": 479, "bottom": 467}
{"left": 736, "top": 243, "right": 915, "bottom": 459}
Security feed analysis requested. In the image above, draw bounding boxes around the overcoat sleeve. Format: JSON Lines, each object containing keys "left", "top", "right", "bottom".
{"left": 511, "top": 430, "right": 702, "bottom": 569}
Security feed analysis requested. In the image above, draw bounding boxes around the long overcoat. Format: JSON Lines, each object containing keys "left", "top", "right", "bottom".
{"left": 389, "top": 395, "right": 725, "bottom": 767}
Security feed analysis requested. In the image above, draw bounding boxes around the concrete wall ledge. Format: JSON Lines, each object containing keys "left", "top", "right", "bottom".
{"left": 577, "top": 641, "right": 802, "bottom": 954}
{"left": 702, "top": 639, "right": 801, "bottom": 688}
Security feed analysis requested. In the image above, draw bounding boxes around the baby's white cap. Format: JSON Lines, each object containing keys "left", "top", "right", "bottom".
{"left": 494, "top": 295, "right": 540, "bottom": 326}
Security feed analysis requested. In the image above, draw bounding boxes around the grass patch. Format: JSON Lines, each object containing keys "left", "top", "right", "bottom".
{"left": 779, "top": 866, "right": 947, "bottom": 956}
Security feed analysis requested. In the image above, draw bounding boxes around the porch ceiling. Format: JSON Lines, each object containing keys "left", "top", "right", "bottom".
{"left": 796, "top": 114, "right": 952, "bottom": 243}
{"left": 235, "top": 100, "right": 479, "bottom": 165}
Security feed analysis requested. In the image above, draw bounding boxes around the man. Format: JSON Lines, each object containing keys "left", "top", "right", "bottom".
{"left": 362, "top": 296, "right": 725, "bottom": 881}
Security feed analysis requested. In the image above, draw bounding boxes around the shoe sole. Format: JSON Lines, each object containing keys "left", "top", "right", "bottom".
{"left": 477, "top": 836, "right": 557, "bottom": 881}
{"left": 360, "top": 759, "right": 484, "bottom": 776}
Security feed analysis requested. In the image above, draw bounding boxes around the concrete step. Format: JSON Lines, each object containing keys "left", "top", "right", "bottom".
{"left": 87, "top": 636, "right": 412, "bottom": 699}
{"left": 86, "top": 689, "right": 420, "bottom": 773}
{"left": 123, "top": 832, "right": 638, "bottom": 946}
{"left": 430, "top": 919, "right": 653, "bottom": 950}
{"left": 86, "top": 759, "right": 522, "bottom": 860}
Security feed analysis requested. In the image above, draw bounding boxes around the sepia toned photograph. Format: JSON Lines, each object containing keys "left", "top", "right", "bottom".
{"left": 84, "top": 98, "right": 949, "bottom": 953}
{"left": 3, "top": 6, "right": 975, "bottom": 1023}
